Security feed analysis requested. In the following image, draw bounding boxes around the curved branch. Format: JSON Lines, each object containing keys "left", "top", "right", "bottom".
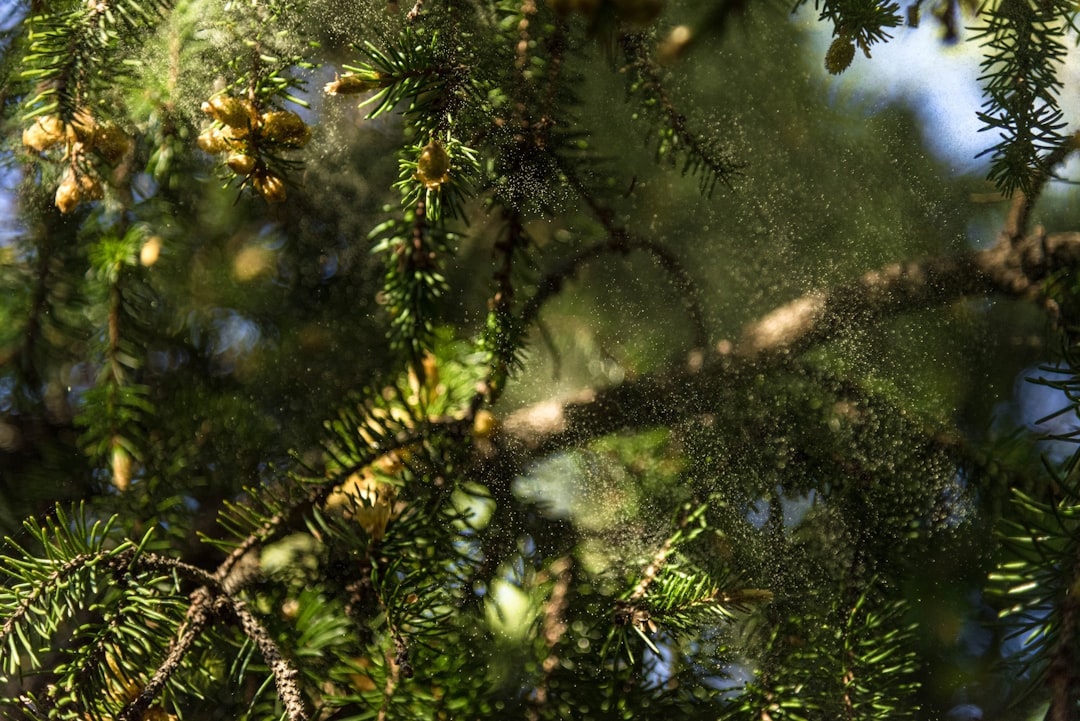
{"left": 0, "top": 551, "right": 96, "bottom": 651}
{"left": 131, "top": 551, "right": 222, "bottom": 588}
{"left": 521, "top": 236, "right": 709, "bottom": 349}
{"left": 121, "top": 585, "right": 310, "bottom": 721}
{"left": 534, "top": 160, "right": 710, "bottom": 350}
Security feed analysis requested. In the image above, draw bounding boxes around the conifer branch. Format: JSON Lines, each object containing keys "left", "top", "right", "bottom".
{"left": 0, "top": 550, "right": 98, "bottom": 653}
{"left": 737, "top": 584, "right": 919, "bottom": 718}
{"left": 0, "top": 510, "right": 132, "bottom": 665}
{"left": 212, "top": 495, "right": 311, "bottom": 586}
{"left": 804, "top": 0, "right": 903, "bottom": 59}
{"left": 19, "top": 0, "right": 169, "bottom": 120}
{"left": 117, "top": 587, "right": 216, "bottom": 721}
{"left": 117, "top": 566, "right": 309, "bottom": 721}
{"left": 1002, "top": 134, "right": 1079, "bottom": 241}
{"left": 607, "top": 505, "right": 760, "bottom": 657}
{"left": 618, "top": 33, "right": 742, "bottom": 197}
{"left": 6, "top": 0, "right": 1080, "bottom": 716}
{"left": 974, "top": 0, "right": 1073, "bottom": 194}
{"left": 503, "top": 228, "right": 1080, "bottom": 454}
{"left": 987, "top": 345, "right": 1080, "bottom": 713}
{"left": 229, "top": 597, "right": 309, "bottom": 721}
{"left": 77, "top": 229, "right": 155, "bottom": 492}
{"left": 627, "top": 521, "right": 681, "bottom": 604}
{"left": 337, "top": 30, "right": 461, "bottom": 120}
{"left": 479, "top": 208, "right": 529, "bottom": 406}
{"left": 129, "top": 551, "right": 221, "bottom": 588}
{"left": 988, "top": 482, "right": 1080, "bottom": 713}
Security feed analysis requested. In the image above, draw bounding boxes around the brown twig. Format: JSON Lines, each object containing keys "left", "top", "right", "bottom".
{"left": 376, "top": 655, "right": 398, "bottom": 721}
{"left": 515, "top": 1, "right": 537, "bottom": 71}
{"left": 118, "top": 587, "right": 218, "bottom": 721}
{"left": 376, "top": 635, "right": 413, "bottom": 721}
{"left": 109, "top": 552, "right": 237, "bottom": 721}
{"left": 229, "top": 597, "right": 310, "bottom": 721}
{"left": 373, "top": 568, "right": 412, "bottom": 720}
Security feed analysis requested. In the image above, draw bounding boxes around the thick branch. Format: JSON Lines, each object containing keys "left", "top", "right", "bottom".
{"left": 502, "top": 229, "right": 1080, "bottom": 453}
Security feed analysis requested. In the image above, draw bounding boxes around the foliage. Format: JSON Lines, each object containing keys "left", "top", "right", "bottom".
{"left": 972, "top": 0, "right": 1074, "bottom": 194}
{"left": 1, "top": 0, "right": 1080, "bottom": 720}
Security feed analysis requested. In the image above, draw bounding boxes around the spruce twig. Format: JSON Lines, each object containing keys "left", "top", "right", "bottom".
{"left": 229, "top": 597, "right": 310, "bottom": 721}
{"left": 618, "top": 32, "right": 742, "bottom": 197}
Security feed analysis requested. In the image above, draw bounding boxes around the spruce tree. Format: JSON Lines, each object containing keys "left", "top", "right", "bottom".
{"left": 1, "top": 0, "right": 1080, "bottom": 719}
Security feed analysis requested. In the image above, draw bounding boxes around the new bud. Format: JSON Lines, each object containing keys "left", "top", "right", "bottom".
{"left": 323, "top": 72, "right": 388, "bottom": 95}
{"left": 227, "top": 152, "right": 257, "bottom": 175}
{"left": 201, "top": 95, "right": 255, "bottom": 129}
{"left": 414, "top": 140, "right": 451, "bottom": 190}
{"left": 54, "top": 169, "right": 101, "bottom": 213}
{"left": 23, "top": 116, "right": 66, "bottom": 153}
{"left": 825, "top": 37, "right": 855, "bottom": 75}
{"left": 93, "top": 124, "right": 131, "bottom": 164}
{"left": 260, "top": 111, "right": 311, "bottom": 149}
{"left": 253, "top": 170, "right": 287, "bottom": 203}
{"left": 55, "top": 168, "right": 81, "bottom": 214}
{"left": 197, "top": 127, "right": 232, "bottom": 154}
